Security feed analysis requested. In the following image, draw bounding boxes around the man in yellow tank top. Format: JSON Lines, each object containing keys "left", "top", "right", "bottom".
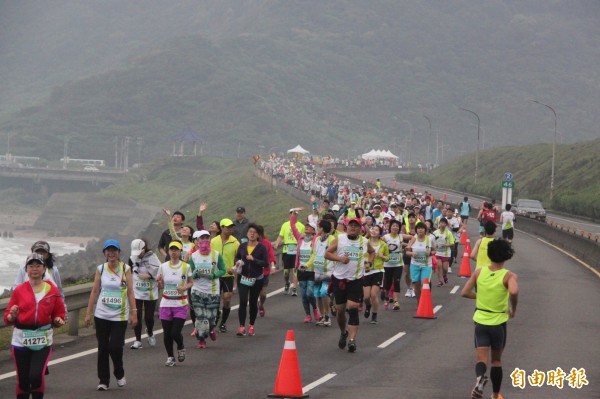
{"left": 470, "top": 221, "right": 497, "bottom": 270}
{"left": 461, "top": 239, "right": 518, "bottom": 399}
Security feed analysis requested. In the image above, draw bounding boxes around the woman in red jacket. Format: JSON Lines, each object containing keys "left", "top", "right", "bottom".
{"left": 4, "top": 253, "right": 66, "bottom": 399}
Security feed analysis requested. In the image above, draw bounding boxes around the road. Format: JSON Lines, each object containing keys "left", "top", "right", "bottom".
{"left": 0, "top": 224, "right": 598, "bottom": 398}
{"left": 340, "top": 170, "right": 600, "bottom": 236}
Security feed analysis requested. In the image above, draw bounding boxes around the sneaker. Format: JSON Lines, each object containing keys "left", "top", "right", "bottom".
{"left": 491, "top": 394, "right": 503, "bottom": 399}
{"left": 237, "top": 326, "right": 246, "bottom": 336}
{"left": 219, "top": 324, "right": 227, "bottom": 333}
{"left": 437, "top": 280, "right": 444, "bottom": 287}
{"left": 197, "top": 340, "right": 206, "bottom": 349}
{"left": 338, "top": 331, "right": 349, "bottom": 349}
{"left": 130, "top": 340, "right": 142, "bottom": 349}
{"left": 364, "top": 307, "right": 371, "bottom": 318}
{"left": 448, "top": 266, "right": 453, "bottom": 274}
{"left": 284, "top": 283, "right": 290, "bottom": 295}
{"left": 323, "top": 315, "right": 332, "bottom": 326}
{"left": 117, "top": 377, "right": 126, "bottom": 387}
{"left": 232, "top": 286, "right": 238, "bottom": 294}
{"left": 291, "top": 287, "right": 298, "bottom": 296}
{"left": 177, "top": 349, "right": 186, "bottom": 362}
{"left": 259, "top": 304, "right": 265, "bottom": 317}
{"left": 190, "top": 328, "right": 197, "bottom": 337}
{"left": 409, "top": 288, "right": 416, "bottom": 298}
{"left": 383, "top": 302, "right": 389, "bottom": 310}
{"left": 303, "top": 315, "right": 312, "bottom": 323}
{"left": 209, "top": 329, "right": 217, "bottom": 341}
{"left": 248, "top": 325, "right": 255, "bottom": 336}
{"left": 97, "top": 384, "right": 109, "bottom": 391}
{"left": 347, "top": 339, "right": 357, "bottom": 353}
{"left": 444, "top": 275, "right": 449, "bottom": 284}
{"left": 147, "top": 335, "right": 156, "bottom": 347}
{"left": 313, "top": 308, "right": 321, "bottom": 321}
{"left": 165, "top": 357, "right": 176, "bottom": 367}
{"left": 405, "top": 289, "right": 412, "bottom": 297}
{"left": 393, "top": 301, "right": 400, "bottom": 311}
{"left": 471, "top": 375, "right": 488, "bottom": 399}
{"left": 316, "top": 316, "right": 324, "bottom": 326}
{"left": 370, "top": 314, "right": 378, "bottom": 324}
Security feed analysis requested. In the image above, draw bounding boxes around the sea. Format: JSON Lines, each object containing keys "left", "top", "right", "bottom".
{"left": 0, "top": 237, "right": 85, "bottom": 293}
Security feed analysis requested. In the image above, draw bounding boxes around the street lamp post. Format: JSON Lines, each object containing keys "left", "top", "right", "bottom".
{"left": 401, "top": 119, "right": 413, "bottom": 165}
{"left": 459, "top": 107, "right": 481, "bottom": 184}
{"left": 423, "top": 115, "right": 432, "bottom": 168}
{"left": 530, "top": 100, "right": 557, "bottom": 200}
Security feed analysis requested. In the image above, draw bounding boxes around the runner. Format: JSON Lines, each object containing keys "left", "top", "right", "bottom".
{"left": 211, "top": 218, "right": 240, "bottom": 333}
{"left": 461, "top": 239, "right": 519, "bottom": 399}
{"left": 4, "top": 253, "right": 66, "bottom": 399}
{"left": 325, "top": 217, "right": 375, "bottom": 353}
{"left": 433, "top": 218, "right": 455, "bottom": 287}
{"left": 85, "top": 239, "right": 137, "bottom": 390}
{"left": 233, "top": 206, "right": 250, "bottom": 244}
{"left": 364, "top": 225, "right": 388, "bottom": 323}
{"left": 471, "top": 221, "right": 497, "bottom": 270}
{"left": 257, "top": 225, "right": 276, "bottom": 317}
{"left": 188, "top": 230, "right": 226, "bottom": 348}
{"left": 402, "top": 212, "right": 417, "bottom": 298}
{"left": 306, "top": 219, "right": 336, "bottom": 327}
{"left": 128, "top": 239, "right": 160, "bottom": 349}
{"left": 156, "top": 241, "right": 193, "bottom": 366}
{"left": 383, "top": 220, "right": 403, "bottom": 310}
{"left": 406, "top": 222, "right": 434, "bottom": 301}
{"left": 447, "top": 207, "right": 462, "bottom": 274}
{"left": 158, "top": 209, "right": 185, "bottom": 260}
{"left": 499, "top": 204, "right": 515, "bottom": 243}
{"left": 274, "top": 210, "right": 305, "bottom": 296}
{"left": 460, "top": 196, "right": 472, "bottom": 226}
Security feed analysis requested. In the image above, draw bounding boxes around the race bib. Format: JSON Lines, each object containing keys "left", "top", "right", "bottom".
{"left": 135, "top": 280, "right": 151, "bottom": 291}
{"left": 193, "top": 262, "right": 212, "bottom": 279}
{"left": 286, "top": 244, "right": 297, "bottom": 255}
{"left": 100, "top": 289, "right": 123, "bottom": 309}
{"left": 240, "top": 275, "right": 256, "bottom": 287}
{"left": 414, "top": 251, "right": 427, "bottom": 264}
{"left": 342, "top": 246, "right": 360, "bottom": 261}
{"left": 163, "top": 284, "right": 180, "bottom": 298}
{"left": 299, "top": 249, "right": 311, "bottom": 264}
{"left": 388, "top": 252, "right": 401, "bottom": 265}
{"left": 313, "top": 256, "right": 325, "bottom": 273}
{"left": 22, "top": 329, "right": 48, "bottom": 350}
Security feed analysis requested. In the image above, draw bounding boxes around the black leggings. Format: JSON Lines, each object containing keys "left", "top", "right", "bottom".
{"left": 13, "top": 346, "right": 51, "bottom": 399}
{"left": 94, "top": 317, "right": 128, "bottom": 386}
{"left": 134, "top": 299, "right": 157, "bottom": 340}
{"left": 237, "top": 277, "right": 264, "bottom": 326}
{"left": 188, "top": 288, "right": 196, "bottom": 324}
{"left": 383, "top": 267, "right": 403, "bottom": 293}
{"left": 160, "top": 318, "right": 185, "bottom": 357}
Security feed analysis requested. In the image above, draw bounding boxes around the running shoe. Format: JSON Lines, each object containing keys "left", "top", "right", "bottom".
{"left": 444, "top": 275, "right": 449, "bottom": 284}
{"left": 291, "top": 287, "right": 298, "bottom": 296}
{"left": 313, "top": 308, "right": 321, "bottom": 322}
{"left": 165, "top": 357, "right": 176, "bottom": 367}
{"left": 316, "top": 316, "right": 325, "bottom": 326}
{"left": 237, "top": 326, "right": 246, "bottom": 336}
{"left": 304, "top": 315, "right": 312, "bottom": 323}
{"left": 190, "top": 328, "right": 197, "bottom": 337}
{"left": 284, "top": 283, "right": 290, "bottom": 295}
{"left": 147, "top": 335, "right": 156, "bottom": 348}
{"left": 117, "top": 377, "right": 126, "bottom": 387}
{"left": 259, "top": 304, "right": 265, "bottom": 317}
{"left": 364, "top": 307, "right": 371, "bottom": 318}
{"left": 405, "top": 289, "right": 412, "bottom": 297}
{"left": 448, "top": 266, "right": 453, "bottom": 274}
{"left": 437, "top": 281, "right": 444, "bottom": 287}
{"left": 209, "top": 329, "right": 217, "bottom": 341}
{"left": 232, "top": 286, "right": 238, "bottom": 294}
{"left": 219, "top": 324, "right": 227, "bottom": 333}
{"left": 97, "top": 384, "right": 109, "bottom": 391}
{"left": 347, "top": 339, "right": 357, "bottom": 353}
{"left": 471, "top": 375, "right": 488, "bottom": 399}
{"left": 491, "top": 394, "right": 503, "bottom": 399}
{"left": 177, "top": 349, "right": 186, "bottom": 362}
{"left": 370, "top": 314, "right": 378, "bottom": 324}
{"left": 248, "top": 325, "right": 255, "bottom": 336}
{"left": 393, "top": 301, "right": 400, "bottom": 311}
{"left": 130, "top": 340, "right": 142, "bottom": 349}
{"left": 410, "top": 288, "right": 416, "bottom": 298}
{"left": 383, "top": 302, "right": 389, "bottom": 310}
{"left": 198, "top": 340, "right": 206, "bottom": 349}
{"left": 338, "top": 330, "right": 349, "bottom": 349}
{"left": 323, "top": 315, "right": 332, "bottom": 326}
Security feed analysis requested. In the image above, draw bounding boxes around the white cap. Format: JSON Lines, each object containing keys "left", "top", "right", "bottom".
{"left": 307, "top": 222, "right": 318, "bottom": 231}
{"left": 387, "top": 210, "right": 396, "bottom": 218}
{"left": 193, "top": 230, "right": 210, "bottom": 239}
{"left": 130, "top": 239, "right": 145, "bottom": 257}
{"left": 332, "top": 205, "right": 340, "bottom": 211}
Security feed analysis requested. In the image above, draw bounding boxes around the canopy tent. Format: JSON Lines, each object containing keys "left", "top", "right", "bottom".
{"left": 361, "top": 149, "right": 398, "bottom": 160}
{"left": 286, "top": 145, "right": 310, "bottom": 154}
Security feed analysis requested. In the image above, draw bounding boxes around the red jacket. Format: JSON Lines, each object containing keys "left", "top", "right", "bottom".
{"left": 4, "top": 281, "right": 66, "bottom": 329}
{"left": 261, "top": 237, "right": 276, "bottom": 276}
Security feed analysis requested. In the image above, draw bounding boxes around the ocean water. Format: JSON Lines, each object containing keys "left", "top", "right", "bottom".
{"left": 0, "top": 237, "right": 85, "bottom": 293}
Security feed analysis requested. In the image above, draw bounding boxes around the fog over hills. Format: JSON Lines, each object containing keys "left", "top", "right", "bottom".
{"left": 1, "top": 1, "right": 599, "bottom": 162}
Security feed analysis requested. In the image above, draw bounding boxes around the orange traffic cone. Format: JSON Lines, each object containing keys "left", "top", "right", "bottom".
{"left": 464, "top": 238, "right": 472, "bottom": 254}
{"left": 268, "top": 330, "right": 309, "bottom": 398}
{"left": 414, "top": 278, "right": 436, "bottom": 319}
{"left": 458, "top": 247, "right": 472, "bottom": 278}
{"left": 459, "top": 230, "right": 468, "bottom": 245}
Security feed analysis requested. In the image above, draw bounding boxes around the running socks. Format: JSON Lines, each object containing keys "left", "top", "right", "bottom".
{"left": 221, "top": 307, "right": 231, "bottom": 325}
{"left": 476, "top": 362, "right": 487, "bottom": 378}
{"left": 490, "top": 366, "right": 502, "bottom": 394}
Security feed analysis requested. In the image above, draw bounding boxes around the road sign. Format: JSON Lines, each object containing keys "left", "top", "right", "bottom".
{"left": 501, "top": 180, "right": 515, "bottom": 189}
{"left": 504, "top": 172, "right": 513, "bottom": 181}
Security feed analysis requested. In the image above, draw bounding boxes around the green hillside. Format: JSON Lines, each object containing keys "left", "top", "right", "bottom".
{"left": 404, "top": 138, "right": 600, "bottom": 219}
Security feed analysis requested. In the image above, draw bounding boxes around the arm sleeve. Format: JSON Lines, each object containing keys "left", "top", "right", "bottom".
{"left": 196, "top": 215, "right": 204, "bottom": 230}
{"left": 214, "top": 254, "right": 227, "bottom": 278}
{"left": 146, "top": 254, "right": 161, "bottom": 279}
{"left": 289, "top": 214, "right": 302, "bottom": 241}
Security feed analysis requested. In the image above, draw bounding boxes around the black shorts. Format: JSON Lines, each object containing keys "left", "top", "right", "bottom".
{"left": 461, "top": 216, "right": 469, "bottom": 222}
{"left": 331, "top": 277, "right": 363, "bottom": 305}
{"left": 220, "top": 276, "right": 234, "bottom": 293}
{"left": 474, "top": 322, "right": 507, "bottom": 350}
{"left": 402, "top": 254, "right": 412, "bottom": 266}
{"left": 363, "top": 272, "right": 383, "bottom": 287}
{"left": 502, "top": 228, "right": 514, "bottom": 240}
{"left": 262, "top": 275, "right": 270, "bottom": 287}
{"left": 282, "top": 253, "right": 296, "bottom": 270}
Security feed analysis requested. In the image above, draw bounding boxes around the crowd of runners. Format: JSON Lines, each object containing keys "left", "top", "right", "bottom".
{"left": 3, "top": 156, "right": 519, "bottom": 399}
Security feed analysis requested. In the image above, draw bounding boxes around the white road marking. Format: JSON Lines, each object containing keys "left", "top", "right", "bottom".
{"left": 0, "top": 287, "right": 288, "bottom": 381}
{"left": 536, "top": 238, "right": 600, "bottom": 279}
{"left": 303, "top": 372, "right": 337, "bottom": 394}
{"left": 377, "top": 331, "right": 406, "bottom": 349}
{"left": 450, "top": 285, "right": 460, "bottom": 294}
{"left": 433, "top": 305, "right": 442, "bottom": 314}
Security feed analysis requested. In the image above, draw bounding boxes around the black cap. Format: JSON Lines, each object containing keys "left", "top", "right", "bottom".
{"left": 236, "top": 207, "right": 246, "bottom": 213}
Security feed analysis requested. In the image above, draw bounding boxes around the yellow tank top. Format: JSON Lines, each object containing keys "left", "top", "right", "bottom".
{"left": 476, "top": 237, "right": 494, "bottom": 270}
{"left": 473, "top": 267, "right": 509, "bottom": 325}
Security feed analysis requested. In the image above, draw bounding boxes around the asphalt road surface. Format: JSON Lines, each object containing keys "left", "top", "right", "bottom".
{"left": 340, "top": 170, "right": 600, "bottom": 236}
{"left": 1, "top": 224, "right": 598, "bottom": 398}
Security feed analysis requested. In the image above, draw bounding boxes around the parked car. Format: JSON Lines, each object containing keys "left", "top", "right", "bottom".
{"left": 514, "top": 199, "right": 546, "bottom": 222}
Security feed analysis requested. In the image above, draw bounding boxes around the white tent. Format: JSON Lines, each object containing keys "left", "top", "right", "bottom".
{"left": 286, "top": 145, "right": 310, "bottom": 154}
{"left": 361, "top": 149, "right": 379, "bottom": 160}
{"left": 383, "top": 150, "right": 398, "bottom": 159}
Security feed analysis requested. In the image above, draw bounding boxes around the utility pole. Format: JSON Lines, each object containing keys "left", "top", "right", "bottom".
{"left": 459, "top": 107, "right": 481, "bottom": 185}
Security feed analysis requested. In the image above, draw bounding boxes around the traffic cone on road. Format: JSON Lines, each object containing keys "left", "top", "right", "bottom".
{"left": 464, "top": 238, "right": 472, "bottom": 254}
{"left": 459, "top": 230, "right": 468, "bottom": 245}
{"left": 268, "top": 330, "right": 309, "bottom": 398}
{"left": 414, "top": 278, "right": 436, "bottom": 319}
{"left": 458, "top": 247, "right": 472, "bottom": 278}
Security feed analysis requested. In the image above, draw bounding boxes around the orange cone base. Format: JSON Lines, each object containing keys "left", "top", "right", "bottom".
{"left": 414, "top": 314, "right": 437, "bottom": 319}
{"left": 268, "top": 394, "right": 309, "bottom": 398}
